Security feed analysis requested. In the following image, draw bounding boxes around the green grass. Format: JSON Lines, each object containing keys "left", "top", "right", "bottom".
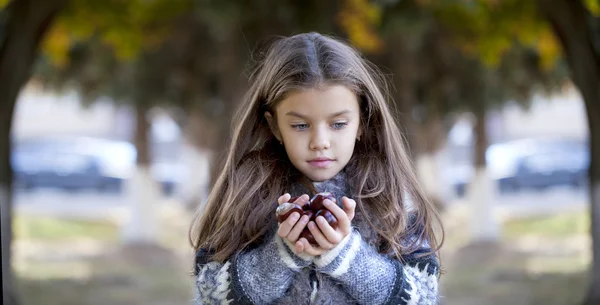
{"left": 16, "top": 248, "right": 194, "bottom": 305}
{"left": 442, "top": 209, "right": 590, "bottom": 305}
{"left": 14, "top": 208, "right": 590, "bottom": 305}
{"left": 14, "top": 210, "right": 194, "bottom": 305}
{"left": 14, "top": 215, "right": 118, "bottom": 241}
{"left": 503, "top": 211, "right": 588, "bottom": 239}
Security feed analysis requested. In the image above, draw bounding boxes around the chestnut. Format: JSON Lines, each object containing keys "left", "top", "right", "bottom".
{"left": 290, "top": 196, "right": 312, "bottom": 211}
{"left": 276, "top": 192, "right": 340, "bottom": 246}
{"left": 300, "top": 229, "right": 317, "bottom": 246}
{"left": 302, "top": 210, "right": 315, "bottom": 221}
{"left": 309, "top": 192, "right": 336, "bottom": 211}
{"left": 315, "top": 209, "right": 338, "bottom": 230}
{"left": 276, "top": 202, "right": 303, "bottom": 223}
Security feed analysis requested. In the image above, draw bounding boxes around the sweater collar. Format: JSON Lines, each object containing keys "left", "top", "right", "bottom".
{"left": 312, "top": 170, "right": 349, "bottom": 195}
{"left": 290, "top": 170, "right": 351, "bottom": 202}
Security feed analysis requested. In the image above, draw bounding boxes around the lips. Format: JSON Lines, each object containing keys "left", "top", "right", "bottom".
{"left": 309, "top": 157, "right": 333, "bottom": 162}
{"left": 308, "top": 158, "right": 334, "bottom": 168}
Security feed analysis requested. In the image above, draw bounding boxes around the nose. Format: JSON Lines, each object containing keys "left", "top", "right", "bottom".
{"left": 309, "top": 126, "right": 330, "bottom": 151}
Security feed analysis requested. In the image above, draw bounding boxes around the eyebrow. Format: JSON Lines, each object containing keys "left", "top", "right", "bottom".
{"left": 285, "top": 110, "right": 351, "bottom": 119}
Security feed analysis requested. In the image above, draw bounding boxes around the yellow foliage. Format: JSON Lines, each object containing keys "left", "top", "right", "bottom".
{"left": 0, "top": 0, "right": 10, "bottom": 10}
{"left": 338, "top": 0, "right": 384, "bottom": 53}
{"left": 416, "top": 0, "right": 434, "bottom": 5}
{"left": 421, "top": 0, "right": 564, "bottom": 71}
{"left": 584, "top": 0, "right": 600, "bottom": 16}
{"left": 536, "top": 28, "right": 561, "bottom": 70}
{"left": 479, "top": 36, "right": 511, "bottom": 67}
{"left": 41, "top": 23, "right": 71, "bottom": 68}
{"left": 101, "top": 29, "right": 141, "bottom": 61}
{"left": 38, "top": 0, "right": 188, "bottom": 65}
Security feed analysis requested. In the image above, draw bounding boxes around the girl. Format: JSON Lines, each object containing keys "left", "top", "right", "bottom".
{"left": 189, "top": 32, "right": 444, "bottom": 305}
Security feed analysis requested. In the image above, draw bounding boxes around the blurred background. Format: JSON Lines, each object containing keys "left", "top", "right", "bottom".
{"left": 1, "top": 0, "right": 599, "bottom": 304}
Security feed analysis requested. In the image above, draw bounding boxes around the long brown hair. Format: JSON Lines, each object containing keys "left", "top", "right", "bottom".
{"left": 189, "top": 32, "right": 444, "bottom": 262}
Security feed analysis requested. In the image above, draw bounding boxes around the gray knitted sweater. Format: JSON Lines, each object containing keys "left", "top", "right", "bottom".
{"left": 193, "top": 172, "right": 439, "bottom": 305}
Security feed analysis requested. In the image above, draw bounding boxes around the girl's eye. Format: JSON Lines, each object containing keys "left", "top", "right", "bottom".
{"left": 332, "top": 122, "right": 348, "bottom": 130}
{"left": 291, "top": 124, "right": 309, "bottom": 131}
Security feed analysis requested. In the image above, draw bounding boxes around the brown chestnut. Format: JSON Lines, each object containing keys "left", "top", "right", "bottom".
{"left": 309, "top": 192, "right": 336, "bottom": 211}
{"left": 290, "top": 196, "right": 312, "bottom": 211}
{"left": 276, "top": 202, "right": 303, "bottom": 223}
{"left": 302, "top": 210, "right": 315, "bottom": 221}
{"left": 300, "top": 229, "right": 318, "bottom": 246}
{"left": 277, "top": 192, "right": 341, "bottom": 246}
{"left": 315, "top": 209, "right": 338, "bottom": 230}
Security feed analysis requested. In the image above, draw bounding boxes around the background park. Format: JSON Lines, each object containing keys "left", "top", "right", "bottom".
{"left": 1, "top": 0, "right": 599, "bottom": 304}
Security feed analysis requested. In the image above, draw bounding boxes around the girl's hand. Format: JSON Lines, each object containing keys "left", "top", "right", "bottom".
{"left": 276, "top": 193, "right": 311, "bottom": 250}
{"left": 296, "top": 196, "right": 356, "bottom": 256}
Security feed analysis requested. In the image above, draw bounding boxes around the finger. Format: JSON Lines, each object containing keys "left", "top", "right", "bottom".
{"left": 277, "top": 212, "right": 300, "bottom": 238}
{"left": 295, "top": 240, "right": 305, "bottom": 253}
{"left": 322, "top": 198, "right": 344, "bottom": 215}
{"left": 315, "top": 216, "right": 343, "bottom": 244}
{"left": 308, "top": 221, "right": 335, "bottom": 249}
{"left": 301, "top": 239, "right": 327, "bottom": 256}
{"left": 286, "top": 214, "right": 310, "bottom": 242}
{"left": 278, "top": 193, "right": 291, "bottom": 204}
{"left": 322, "top": 199, "right": 351, "bottom": 230}
{"left": 294, "top": 194, "right": 310, "bottom": 208}
{"left": 341, "top": 197, "right": 356, "bottom": 221}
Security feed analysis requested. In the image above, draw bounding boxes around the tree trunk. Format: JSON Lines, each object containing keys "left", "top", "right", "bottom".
{"left": 468, "top": 109, "right": 499, "bottom": 242}
{"left": 387, "top": 35, "right": 449, "bottom": 210}
{"left": 180, "top": 106, "right": 215, "bottom": 210}
{"left": 121, "top": 103, "right": 159, "bottom": 244}
{"left": 134, "top": 104, "right": 152, "bottom": 167}
{"left": 0, "top": 1, "right": 66, "bottom": 304}
{"left": 473, "top": 110, "right": 488, "bottom": 169}
{"left": 384, "top": 34, "right": 420, "bottom": 160}
{"left": 207, "top": 33, "right": 245, "bottom": 189}
{"left": 536, "top": 1, "right": 600, "bottom": 302}
{"left": 208, "top": 119, "right": 229, "bottom": 190}
{"left": 414, "top": 117, "right": 448, "bottom": 210}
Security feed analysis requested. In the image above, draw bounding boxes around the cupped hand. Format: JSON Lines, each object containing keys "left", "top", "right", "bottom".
{"left": 276, "top": 193, "right": 310, "bottom": 251}
{"left": 295, "top": 196, "right": 356, "bottom": 256}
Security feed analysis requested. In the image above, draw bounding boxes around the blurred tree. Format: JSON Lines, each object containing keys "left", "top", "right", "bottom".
{"left": 37, "top": 0, "right": 347, "bottom": 196}
{"left": 0, "top": 1, "right": 68, "bottom": 305}
{"left": 536, "top": 1, "right": 600, "bottom": 303}
{"left": 33, "top": 0, "right": 351, "bottom": 216}
{"left": 0, "top": 1, "right": 187, "bottom": 303}
{"left": 34, "top": 0, "right": 191, "bottom": 244}
{"left": 415, "top": 0, "right": 600, "bottom": 302}
{"left": 351, "top": 0, "right": 567, "bottom": 220}
{"left": 175, "top": 0, "right": 344, "bottom": 188}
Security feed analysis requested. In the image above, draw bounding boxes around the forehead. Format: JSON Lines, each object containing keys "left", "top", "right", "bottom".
{"left": 276, "top": 85, "right": 359, "bottom": 117}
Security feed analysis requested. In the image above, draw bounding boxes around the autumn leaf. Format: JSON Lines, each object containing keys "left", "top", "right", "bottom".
{"left": 41, "top": 23, "right": 71, "bottom": 67}
{"left": 338, "top": 0, "right": 384, "bottom": 53}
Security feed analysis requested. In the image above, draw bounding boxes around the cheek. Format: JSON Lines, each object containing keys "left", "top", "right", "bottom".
{"left": 342, "top": 126, "right": 360, "bottom": 150}
{"left": 344, "top": 124, "right": 361, "bottom": 143}
{"left": 282, "top": 135, "right": 304, "bottom": 156}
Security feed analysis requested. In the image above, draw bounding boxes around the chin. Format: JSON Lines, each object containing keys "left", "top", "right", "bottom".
{"left": 304, "top": 170, "right": 339, "bottom": 182}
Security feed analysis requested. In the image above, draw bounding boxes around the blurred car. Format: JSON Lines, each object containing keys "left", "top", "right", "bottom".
{"left": 151, "top": 160, "right": 186, "bottom": 196}
{"left": 12, "top": 148, "right": 123, "bottom": 192}
{"left": 451, "top": 137, "right": 589, "bottom": 197}
{"left": 11, "top": 136, "right": 183, "bottom": 195}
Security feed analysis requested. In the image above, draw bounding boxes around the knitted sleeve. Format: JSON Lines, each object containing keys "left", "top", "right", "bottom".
{"left": 193, "top": 234, "right": 313, "bottom": 305}
{"left": 313, "top": 230, "right": 439, "bottom": 305}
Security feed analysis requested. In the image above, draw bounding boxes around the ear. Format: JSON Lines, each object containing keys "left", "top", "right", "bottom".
{"left": 357, "top": 121, "right": 364, "bottom": 140}
{"left": 264, "top": 111, "right": 282, "bottom": 142}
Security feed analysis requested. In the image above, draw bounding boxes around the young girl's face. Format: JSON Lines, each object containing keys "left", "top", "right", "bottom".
{"left": 266, "top": 85, "right": 361, "bottom": 182}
